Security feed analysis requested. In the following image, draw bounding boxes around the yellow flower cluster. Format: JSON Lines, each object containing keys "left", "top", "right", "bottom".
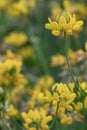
{"left": 51, "top": 54, "right": 66, "bottom": 67}
{"left": 0, "top": 70, "right": 86, "bottom": 127}
{"left": 44, "top": 83, "right": 76, "bottom": 109}
{"left": 5, "top": 104, "right": 18, "bottom": 120}
{"left": 37, "top": 76, "right": 54, "bottom": 91}
{"left": 25, "top": 75, "right": 87, "bottom": 126}
{"left": 45, "top": 12, "right": 83, "bottom": 36}
{"left": 27, "top": 76, "right": 54, "bottom": 108}
{"left": 0, "top": 0, "right": 36, "bottom": 16}
{"left": 0, "top": 50, "right": 28, "bottom": 119}
{"left": 51, "top": 49, "right": 87, "bottom": 67}
{"left": 0, "top": 50, "right": 27, "bottom": 87}
{"left": 21, "top": 109, "right": 52, "bottom": 130}
{"left": 51, "top": 0, "right": 87, "bottom": 20}
{"left": 3, "top": 32, "right": 28, "bottom": 46}
{"left": 0, "top": 0, "right": 9, "bottom": 10}
{"left": 64, "top": 0, "right": 87, "bottom": 19}
{"left": 42, "top": 82, "right": 87, "bottom": 125}
{"left": 8, "top": 0, "right": 29, "bottom": 16}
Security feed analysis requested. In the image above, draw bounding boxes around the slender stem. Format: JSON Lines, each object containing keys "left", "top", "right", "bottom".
{"left": 64, "top": 33, "right": 81, "bottom": 93}
{"left": 50, "top": 102, "right": 59, "bottom": 130}
{"left": 64, "top": 33, "right": 76, "bottom": 83}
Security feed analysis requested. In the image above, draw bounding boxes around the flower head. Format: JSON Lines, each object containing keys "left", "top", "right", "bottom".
{"left": 21, "top": 109, "right": 52, "bottom": 130}
{"left": 45, "top": 12, "right": 83, "bottom": 36}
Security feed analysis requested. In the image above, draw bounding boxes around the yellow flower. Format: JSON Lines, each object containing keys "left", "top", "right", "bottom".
{"left": 7, "top": 0, "right": 28, "bottom": 16}
{"left": 0, "top": 0, "right": 9, "bottom": 10}
{"left": 4, "top": 59, "right": 22, "bottom": 73}
{"left": 0, "top": 50, "right": 27, "bottom": 88}
{"left": 38, "top": 76, "right": 54, "bottom": 91}
{"left": 74, "top": 102, "right": 83, "bottom": 112}
{"left": 63, "top": 0, "right": 87, "bottom": 19}
{"left": 61, "top": 115, "right": 73, "bottom": 125}
{"left": 80, "top": 82, "right": 87, "bottom": 92}
{"left": 44, "top": 90, "right": 52, "bottom": 102}
{"left": 3, "top": 32, "right": 28, "bottom": 46}
{"left": 45, "top": 12, "right": 83, "bottom": 36}
{"left": 5, "top": 104, "right": 18, "bottom": 120}
{"left": 51, "top": 54, "right": 66, "bottom": 67}
{"left": 52, "top": 92, "right": 59, "bottom": 105}
{"left": 6, "top": 0, "right": 36, "bottom": 17}
{"left": 51, "top": 5, "right": 61, "bottom": 20}
{"left": 21, "top": 109, "right": 52, "bottom": 130}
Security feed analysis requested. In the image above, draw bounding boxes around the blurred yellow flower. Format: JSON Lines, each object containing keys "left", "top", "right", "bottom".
{"left": 7, "top": 0, "right": 28, "bottom": 16}
{"left": 0, "top": 0, "right": 9, "bottom": 10}
{"left": 74, "top": 102, "right": 83, "bottom": 112}
{"left": 3, "top": 32, "right": 28, "bottom": 46}
{"left": 38, "top": 76, "right": 54, "bottom": 91}
{"left": 51, "top": 5, "right": 62, "bottom": 20}
{"left": 5, "top": 104, "right": 18, "bottom": 120}
{"left": 51, "top": 49, "right": 87, "bottom": 67}
{"left": 51, "top": 54, "right": 66, "bottom": 67}
{"left": 18, "top": 46, "right": 34, "bottom": 59}
{"left": 45, "top": 12, "right": 83, "bottom": 36}
{"left": 6, "top": 0, "right": 36, "bottom": 16}
{"left": 61, "top": 114, "right": 73, "bottom": 125}
{"left": 0, "top": 50, "right": 27, "bottom": 88}
{"left": 63, "top": 0, "right": 87, "bottom": 19}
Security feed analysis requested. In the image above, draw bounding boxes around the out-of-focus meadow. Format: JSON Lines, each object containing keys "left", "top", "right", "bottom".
{"left": 0, "top": 0, "right": 87, "bottom": 130}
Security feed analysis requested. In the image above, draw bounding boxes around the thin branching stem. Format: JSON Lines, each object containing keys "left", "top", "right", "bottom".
{"left": 50, "top": 102, "right": 59, "bottom": 130}
{"left": 64, "top": 32, "right": 82, "bottom": 93}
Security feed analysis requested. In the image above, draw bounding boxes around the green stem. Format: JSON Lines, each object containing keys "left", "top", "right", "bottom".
{"left": 64, "top": 32, "right": 81, "bottom": 93}
{"left": 64, "top": 33, "right": 75, "bottom": 83}
{"left": 50, "top": 102, "right": 59, "bottom": 130}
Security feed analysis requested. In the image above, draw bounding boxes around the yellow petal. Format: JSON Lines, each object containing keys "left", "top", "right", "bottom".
{"left": 48, "top": 17, "right": 52, "bottom": 23}
{"left": 70, "top": 14, "right": 76, "bottom": 24}
{"left": 76, "top": 20, "right": 84, "bottom": 26}
{"left": 73, "top": 25, "right": 82, "bottom": 31}
{"left": 45, "top": 23, "right": 53, "bottom": 30}
{"left": 59, "top": 15, "right": 67, "bottom": 25}
{"left": 52, "top": 30, "right": 60, "bottom": 36}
